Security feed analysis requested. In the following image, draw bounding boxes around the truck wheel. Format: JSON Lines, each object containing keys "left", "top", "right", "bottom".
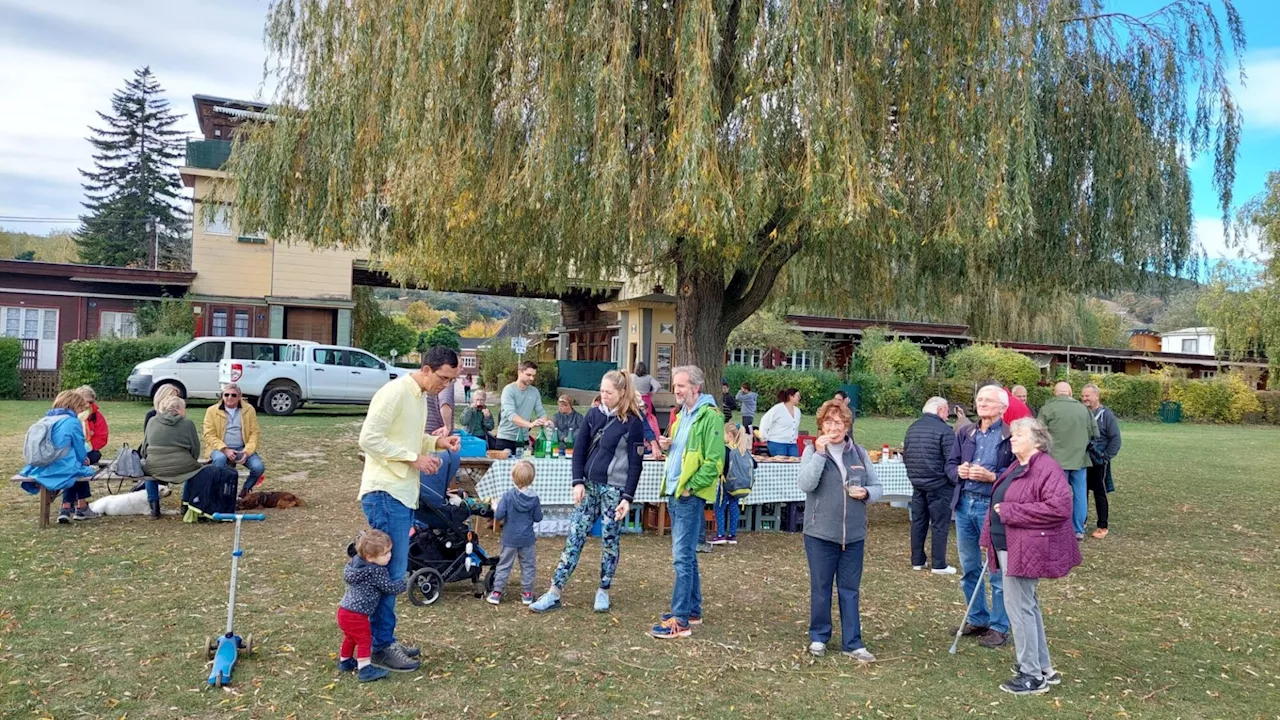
{"left": 153, "top": 381, "right": 186, "bottom": 400}
{"left": 263, "top": 386, "right": 300, "bottom": 416}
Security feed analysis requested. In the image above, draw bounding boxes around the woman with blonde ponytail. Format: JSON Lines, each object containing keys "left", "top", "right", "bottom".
{"left": 529, "top": 370, "right": 647, "bottom": 614}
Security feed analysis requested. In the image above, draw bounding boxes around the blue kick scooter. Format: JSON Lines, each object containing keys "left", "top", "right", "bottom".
{"left": 206, "top": 512, "right": 266, "bottom": 687}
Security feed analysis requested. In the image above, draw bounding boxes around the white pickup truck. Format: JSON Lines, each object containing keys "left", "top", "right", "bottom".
{"left": 218, "top": 343, "right": 403, "bottom": 415}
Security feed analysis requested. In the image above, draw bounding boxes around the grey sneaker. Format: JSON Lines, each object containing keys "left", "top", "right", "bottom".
{"left": 696, "top": 542, "right": 714, "bottom": 553}
{"left": 390, "top": 641, "right": 420, "bottom": 658}
{"left": 72, "top": 507, "right": 101, "bottom": 521}
{"left": 371, "top": 644, "right": 420, "bottom": 672}
{"left": 808, "top": 641, "right": 826, "bottom": 657}
{"left": 844, "top": 648, "right": 876, "bottom": 663}
{"left": 57, "top": 507, "right": 72, "bottom": 524}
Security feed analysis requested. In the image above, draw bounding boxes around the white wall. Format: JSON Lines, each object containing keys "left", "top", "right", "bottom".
{"left": 1161, "top": 332, "right": 1216, "bottom": 356}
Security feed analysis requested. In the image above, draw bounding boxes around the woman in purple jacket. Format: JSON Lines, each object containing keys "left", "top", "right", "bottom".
{"left": 982, "top": 417, "right": 1082, "bottom": 696}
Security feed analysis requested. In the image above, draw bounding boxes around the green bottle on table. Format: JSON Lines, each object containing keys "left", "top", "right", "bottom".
{"left": 533, "top": 429, "right": 546, "bottom": 458}
{"left": 543, "top": 427, "right": 557, "bottom": 458}
{"left": 565, "top": 430, "right": 575, "bottom": 459}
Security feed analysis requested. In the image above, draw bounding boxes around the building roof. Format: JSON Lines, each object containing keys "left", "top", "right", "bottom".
{"left": 1161, "top": 327, "right": 1216, "bottom": 336}
{"left": 994, "top": 339, "right": 1264, "bottom": 369}
{"left": 599, "top": 292, "right": 677, "bottom": 311}
{"left": 459, "top": 338, "right": 488, "bottom": 350}
{"left": 0, "top": 259, "right": 196, "bottom": 286}
{"left": 786, "top": 314, "right": 972, "bottom": 340}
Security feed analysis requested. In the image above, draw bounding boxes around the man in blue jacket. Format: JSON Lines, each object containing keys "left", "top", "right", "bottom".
{"left": 903, "top": 397, "right": 956, "bottom": 574}
{"left": 945, "top": 384, "right": 1014, "bottom": 648}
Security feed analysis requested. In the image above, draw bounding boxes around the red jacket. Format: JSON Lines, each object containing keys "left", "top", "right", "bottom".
{"left": 85, "top": 402, "right": 109, "bottom": 452}
{"left": 1002, "top": 390, "right": 1033, "bottom": 424}
{"left": 981, "top": 451, "right": 1081, "bottom": 579}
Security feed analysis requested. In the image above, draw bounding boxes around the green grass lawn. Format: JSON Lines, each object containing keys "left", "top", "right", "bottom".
{"left": 1, "top": 400, "right": 1277, "bottom": 719}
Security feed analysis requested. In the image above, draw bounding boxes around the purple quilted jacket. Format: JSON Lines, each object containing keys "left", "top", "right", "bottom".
{"left": 981, "top": 452, "right": 1082, "bottom": 579}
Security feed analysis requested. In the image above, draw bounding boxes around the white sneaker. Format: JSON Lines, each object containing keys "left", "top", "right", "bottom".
{"left": 844, "top": 648, "right": 877, "bottom": 663}
{"left": 911, "top": 565, "right": 926, "bottom": 571}
{"left": 931, "top": 566, "right": 958, "bottom": 575}
{"left": 808, "top": 642, "right": 826, "bottom": 657}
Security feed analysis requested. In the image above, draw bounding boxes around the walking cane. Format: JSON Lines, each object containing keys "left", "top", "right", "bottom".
{"left": 949, "top": 556, "right": 990, "bottom": 655}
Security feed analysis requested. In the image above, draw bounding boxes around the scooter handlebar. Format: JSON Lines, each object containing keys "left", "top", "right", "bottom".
{"left": 211, "top": 513, "right": 266, "bottom": 522}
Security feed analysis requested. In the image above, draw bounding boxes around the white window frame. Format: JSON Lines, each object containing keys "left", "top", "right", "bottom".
{"left": 233, "top": 310, "right": 251, "bottom": 338}
{"left": 729, "top": 348, "right": 762, "bottom": 368}
{"left": 99, "top": 311, "right": 138, "bottom": 339}
{"left": 2, "top": 306, "right": 59, "bottom": 369}
{"left": 461, "top": 355, "right": 477, "bottom": 369}
{"left": 1084, "top": 363, "right": 1112, "bottom": 375}
{"left": 1181, "top": 338, "right": 1199, "bottom": 354}
{"left": 790, "top": 349, "right": 820, "bottom": 371}
{"left": 203, "top": 204, "right": 232, "bottom": 236}
{"left": 1200, "top": 369, "right": 1217, "bottom": 379}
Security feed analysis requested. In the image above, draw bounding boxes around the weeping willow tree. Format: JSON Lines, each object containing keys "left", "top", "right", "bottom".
{"left": 228, "top": 0, "right": 1242, "bottom": 389}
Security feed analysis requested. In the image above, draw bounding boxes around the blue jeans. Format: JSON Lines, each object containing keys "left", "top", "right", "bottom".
{"left": 715, "top": 484, "right": 740, "bottom": 538}
{"left": 360, "top": 491, "right": 414, "bottom": 652}
{"left": 805, "top": 535, "right": 866, "bottom": 651}
{"left": 210, "top": 450, "right": 265, "bottom": 496}
{"left": 1067, "top": 468, "right": 1087, "bottom": 535}
{"left": 668, "top": 495, "right": 705, "bottom": 622}
{"left": 144, "top": 480, "right": 161, "bottom": 503}
{"left": 955, "top": 491, "right": 1008, "bottom": 633}
{"left": 417, "top": 450, "right": 461, "bottom": 509}
{"left": 767, "top": 441, "right": 798, "bottom": 457}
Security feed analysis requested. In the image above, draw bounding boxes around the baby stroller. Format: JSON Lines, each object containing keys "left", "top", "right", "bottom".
{"left": 404, "top": 500, "right": 498, "bottom": 605}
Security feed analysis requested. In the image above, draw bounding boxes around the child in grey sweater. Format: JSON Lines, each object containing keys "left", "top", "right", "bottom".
{"left": 488, "top": 460, "right": 542, "bottom": 605}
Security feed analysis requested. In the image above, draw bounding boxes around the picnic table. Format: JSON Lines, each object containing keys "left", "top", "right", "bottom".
{"left": 475, "top": 457, "right": 912, "bottom": 506}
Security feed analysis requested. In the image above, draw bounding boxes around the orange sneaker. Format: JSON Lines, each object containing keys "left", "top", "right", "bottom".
{"left": 1091, "top": 528, "right": 1109, "bottom": 539}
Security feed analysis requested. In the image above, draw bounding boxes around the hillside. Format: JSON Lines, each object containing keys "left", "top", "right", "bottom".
{"left": 0, "top": 230, "right": 78, "bottom": 263}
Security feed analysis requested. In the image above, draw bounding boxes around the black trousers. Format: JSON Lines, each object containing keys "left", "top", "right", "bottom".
{"left": 909, "top": 485, "right": 953, "bottom": 569}
{"left": 493, "top": 437, "right": 525, "bottom": 454}
{"left": 1086, "top": 463, "right": 1110, "bottom": 529}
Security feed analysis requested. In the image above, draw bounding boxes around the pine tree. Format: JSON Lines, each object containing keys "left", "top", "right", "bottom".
{"left": 76, "top": 67, "right": 190, "bottom": 269}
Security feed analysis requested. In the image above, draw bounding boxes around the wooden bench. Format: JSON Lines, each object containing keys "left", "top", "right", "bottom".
{"left": 13, "top": 460, "right": 249, "bottom": 530}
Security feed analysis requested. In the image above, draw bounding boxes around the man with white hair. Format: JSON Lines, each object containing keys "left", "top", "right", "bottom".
{"left": 1038, "top": 382, "right": 1099, "bottom": 540}
{"left": 651, "top": 365, "right": 724, "bottom": 639}
{"left": 903, "top": 397, "right": 957, "bottom": 574}
{"left": 945, "top": 384, "right": 1014, "bottom": 648}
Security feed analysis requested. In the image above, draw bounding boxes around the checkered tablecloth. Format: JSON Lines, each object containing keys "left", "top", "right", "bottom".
{"left": 476, "top": 457, "right": 912, "bottom": 506}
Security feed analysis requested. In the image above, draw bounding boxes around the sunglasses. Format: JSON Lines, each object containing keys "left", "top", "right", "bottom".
{"left": 223, "top": 393, "right": 240, "bottom": 398}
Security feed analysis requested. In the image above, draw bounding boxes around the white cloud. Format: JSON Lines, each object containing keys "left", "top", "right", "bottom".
{"left": 1194, "top": 216, "right": 1267, "bottom": 261}
{"left": 0, "top": 0, "right": 271, "bottom": 233}
{"left": 1238, "top": 49, "right": 1280, "bottom": 133}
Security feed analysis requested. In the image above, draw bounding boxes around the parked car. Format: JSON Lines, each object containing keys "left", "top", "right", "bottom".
{"left": 128, "top": 337, "right": 317, "bottom": 401}
{"left": 219, "top": 344, "right": 403, "bottom": 415}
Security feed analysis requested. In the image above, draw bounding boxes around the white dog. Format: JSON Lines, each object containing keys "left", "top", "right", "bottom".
{"left": 88, "top": 485, "right": 174, "bottom": 516}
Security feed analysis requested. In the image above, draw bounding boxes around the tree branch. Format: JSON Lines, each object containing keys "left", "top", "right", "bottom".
{"left": 720, "top": 223, "right": 804, "bottom": 332}
{"left": 715, "top": 0, "right": 743, "bottom": 121}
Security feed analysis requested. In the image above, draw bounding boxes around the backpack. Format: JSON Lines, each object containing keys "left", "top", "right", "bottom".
{"left": 23, "top": 416, "right": 71, "bottom": 468}
{"left": 109, "top": 443, "right": 146, "bottom": 478}
{"left": 724, "top": 450, "right": 755, "bottom": 497}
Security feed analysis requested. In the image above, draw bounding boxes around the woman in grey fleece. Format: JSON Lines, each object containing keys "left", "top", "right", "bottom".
{"left": 797, "top": 399, "right": 882, "bottom": 662}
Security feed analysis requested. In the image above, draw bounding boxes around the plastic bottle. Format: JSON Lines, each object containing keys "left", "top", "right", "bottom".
{"left": 882, "top": 444, "right": 891, "bottom": 463}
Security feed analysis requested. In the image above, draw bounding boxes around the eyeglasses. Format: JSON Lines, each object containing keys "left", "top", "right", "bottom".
{"left": 223, "top": 393, "right": 240, "bottom": 398}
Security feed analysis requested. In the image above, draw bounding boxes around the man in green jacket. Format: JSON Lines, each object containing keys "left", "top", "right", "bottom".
{"left": 651, "top": 365, "right": 725, "bottom": 639}
{"left": 1037, "top": 382, "right": 1098, "bottom": 540}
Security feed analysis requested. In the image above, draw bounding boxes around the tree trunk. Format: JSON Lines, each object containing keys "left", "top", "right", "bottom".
{"left": 675, "top": 261, "right": 733, "bottom": 394}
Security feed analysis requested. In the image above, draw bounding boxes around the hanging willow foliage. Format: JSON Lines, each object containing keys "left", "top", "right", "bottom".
{"left": 227, "top": 0, "right": 1243, "bottom": 387}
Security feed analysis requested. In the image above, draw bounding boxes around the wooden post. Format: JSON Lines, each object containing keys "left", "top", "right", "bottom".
{"left": 39, "top": 486, "right": 50, "bottom": 530}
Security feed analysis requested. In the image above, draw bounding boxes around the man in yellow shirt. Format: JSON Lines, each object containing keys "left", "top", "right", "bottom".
{"left": 357, "top": 346, "right": 460, "bottom": 673}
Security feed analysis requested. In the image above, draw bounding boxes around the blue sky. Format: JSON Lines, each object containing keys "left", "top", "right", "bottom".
{"left": 0, "top": 0, "right": 1276, "bottom": 262}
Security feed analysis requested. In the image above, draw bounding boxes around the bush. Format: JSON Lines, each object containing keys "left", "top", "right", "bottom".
{"left": 920, "top": 378, "right": 978, "bottom": 407}
{"left": 1025, "top": 385, "right": 1053, "bottom": 412}
{"left": 1167, "top": 372, "right": 1262, "bottom": 423}
{"left": 848, "top": 329, "right": 931, "bottom": 416}
{"left": 1097, "top": 373, "right": 1162, "bottom": 419}
{"left": 478, "top": 344, "right": 518, "bottom": 390}
{"left": 535, "top": 360, "right": 559, "bottom": 398}
{"left": 61, "top": 335, "right": 189, "bottom": 399}
{"left": 419, "top": 323, "right": 462, "bottom": 352}
{"left": 134, "top": 295, "right": 195, "bottom": 337}
{"left": 0, "top": 336, "right": 21, "bottom": 400}
{"left": 1253, "top": 391, "right": 1280, "bottom": 424}
{"left": 945, "top": 345, "right": 1040, "bottom": 389}
{"left": 723, "top": 365, "right": 842, "bottom": 414}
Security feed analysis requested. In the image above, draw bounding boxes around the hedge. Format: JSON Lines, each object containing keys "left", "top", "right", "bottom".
{"left": 1165, "top": 372, "right": 1261, "bottom": 423}
{"left": 945, "top": 345, "right": 1041, "bottom": 389}
{"left": 0, "top": 336, "right": 20, "bottom": 400}
{"left": 61, "top": 335, "right": 190, "bottom": 399}
{"left": 1250, "top": 391, "right": 1280, "bottom": 425}
{"left": 476, "top": 344, "right": 558, "bottom": 398}
{"left": 723, "top": 365, "right": 842, "bottom": 414}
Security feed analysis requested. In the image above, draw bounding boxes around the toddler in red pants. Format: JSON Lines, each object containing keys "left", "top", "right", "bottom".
{"left": 337, "top": 529, "right": 406, "bottom": 682}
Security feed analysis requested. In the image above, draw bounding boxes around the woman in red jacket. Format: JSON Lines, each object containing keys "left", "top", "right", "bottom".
{"left": 982, "top": 417, "right": 1081, "bottom": 696}
{"left": 76, "top": 385, "right": 110, "bottom": 465}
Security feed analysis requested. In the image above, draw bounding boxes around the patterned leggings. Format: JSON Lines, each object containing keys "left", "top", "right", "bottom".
{"left": 551, "top": 483, "right": 623, "bottom": 590}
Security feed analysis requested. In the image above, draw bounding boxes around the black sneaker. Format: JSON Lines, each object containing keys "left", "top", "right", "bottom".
{"left": 391, "top": 641, "right": 421, "bottom": 658}
{"left": 57, "top": 507, "right": 72, "bottom": 524}
{"left": 1000, "top": 673, "right": 1050, "bottom": 696}
{"left": 371, "top": 645, "right": 420, "bottom": 672}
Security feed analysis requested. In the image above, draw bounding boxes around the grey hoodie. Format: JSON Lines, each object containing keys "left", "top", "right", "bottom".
{"left": 495, "top": 487, "right": 543, "bottom": 549}
{"left": 797, "top": 439, "right": 883, "bottom": 547}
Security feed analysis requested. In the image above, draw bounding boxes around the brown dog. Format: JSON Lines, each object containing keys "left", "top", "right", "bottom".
{"left": 237, "top": 491, "right": 305, "bottom": 510}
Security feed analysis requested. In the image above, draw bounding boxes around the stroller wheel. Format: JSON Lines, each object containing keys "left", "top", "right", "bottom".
{"left": 483, "top": 567, "right": 496, "bottom": 594}
{"left": 407, "top": 567, "right": 444, "bottom": 606}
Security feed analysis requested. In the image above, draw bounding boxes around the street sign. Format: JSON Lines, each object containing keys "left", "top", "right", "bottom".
{"left": 510, "top": 337, "right": 529, "bottom": 356}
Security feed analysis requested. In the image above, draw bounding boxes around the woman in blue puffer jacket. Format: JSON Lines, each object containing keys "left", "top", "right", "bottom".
{"left": 19, "top": 390, "right": 99, "bottom": 524}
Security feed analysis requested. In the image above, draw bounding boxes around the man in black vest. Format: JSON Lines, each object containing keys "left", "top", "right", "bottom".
{"left": 903, "top": 396, "right": 957, "bottom": 574}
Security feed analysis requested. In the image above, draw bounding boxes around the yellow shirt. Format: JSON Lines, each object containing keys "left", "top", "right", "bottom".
{"left": 358, "top": 374, "right": 439, "bottom": 509}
